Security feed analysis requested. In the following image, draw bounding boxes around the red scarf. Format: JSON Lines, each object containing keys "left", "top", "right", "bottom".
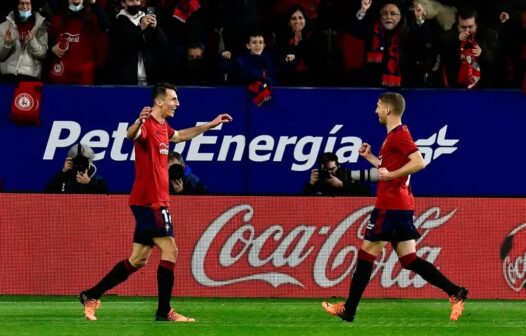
{"left": 173, "top": 0, "right": 201, "bottom": 23}
{"left": 457, "top": 38, "right": 481, "bottom": 89}
{"left": 367, "top": 21, "right": 401, "bottom": 87}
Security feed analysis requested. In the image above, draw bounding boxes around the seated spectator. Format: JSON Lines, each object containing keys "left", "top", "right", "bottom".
{"left": 45, "top": 143, "right": 107, "bottom": 194}
{"left": 168, "top": 151, "right": 207, "bottom": 195}
{"left": 439, "top": 7, "right": 502, "bottom": 88}
{"left": 275, "top": 5, "right": 325, "bottom": 85}
{"left": 107, "top": 0, "right": 168, "bottom": 85}
{"left": 0, "top": 0, "right": 48, "bottom": 82}
{"left": 345, "top": 0, "right": 434, "bottom": 88}
{"left": 303, "top": 152, "right": 372, "bottom": 196}
{"left": 47, "top": 0, "right": 108, "bottom": 84}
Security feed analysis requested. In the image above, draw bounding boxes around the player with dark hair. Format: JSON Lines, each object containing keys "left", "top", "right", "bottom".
{"left": 79, "top": 83, "right": 233, "bottom": 322}
{"left": 321, "top": 92, "right": 467, "bottom": 322}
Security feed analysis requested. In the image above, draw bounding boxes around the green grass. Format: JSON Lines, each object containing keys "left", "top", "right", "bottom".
{"left": 0, "top": 296, "right": 525, "bottom": 336}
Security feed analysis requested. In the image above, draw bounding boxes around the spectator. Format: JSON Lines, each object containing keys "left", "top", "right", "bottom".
{"left": 157, "top": 0, "right": 209, "bottom": 74}
{"left": 439, "top": 7, "right": 502, "bottom": 88}
{"left": 272, "top": 0, "right": 320, "bottom": 24}
{"left": 168, "top": 151, "right": 207, "bottom": 195}
{"left": 47, "top": 0, "right": 108, "bottom": 84}
{"left": 45, "top": 143, "right": 108, "bottom": 194}
{"left": 211, "top": 0, "right": 273, "bottom": 63}
{"left": 275, "top": 5, "right": 325, "bottom": 85}
{"left": 345, "top": 0, "right": 434, "bottom": 87}
{"left": 221, "top": 31, "right": 276, "bottom": 106}
{"left": 0, "top": 0, "right": 48, "bottom": 82}
{"left": 501, "top": 6, "right": 526, "bottom": 88}
{"left": 107, "top": 0, "right": 168, "bottom": 85}
{"left": 304, "top": 152, "right": 372, "bottom": 196}
{"left": 172, "top": 42, "right": 212, "bottom": 84}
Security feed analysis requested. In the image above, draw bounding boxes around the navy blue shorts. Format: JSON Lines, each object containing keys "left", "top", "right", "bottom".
{"left": 130, "top": 205, "right": 174, "bottom": 246}
{"left": 364, "top": 208, "right": 421, "bottom": 243}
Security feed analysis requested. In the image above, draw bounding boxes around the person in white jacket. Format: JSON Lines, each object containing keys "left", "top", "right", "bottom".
{"left": 0, "top": 0, "right": 48, "bottom": 82}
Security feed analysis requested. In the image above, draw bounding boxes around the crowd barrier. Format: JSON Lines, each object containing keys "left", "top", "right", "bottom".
{"left": 1, "top": 85, "right": 525, "bottom": 196}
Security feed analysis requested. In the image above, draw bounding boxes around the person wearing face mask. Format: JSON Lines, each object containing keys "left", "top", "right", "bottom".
{"left": 107, "top": 0, "right": 168, "bottom": 85}
{"left": 47, "top": 0, "right": 108, "bottom": 84}
{"left": 0, "top": 0, "right": 48, "bottom": 82}
{"left": 173, "top": 42, "right": 212, "bottom": 85}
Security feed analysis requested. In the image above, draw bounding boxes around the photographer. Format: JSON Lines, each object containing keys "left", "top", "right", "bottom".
{"left": 45, "top": 143, "right": 107, "bottom": 194}
{"left": 168, "top": 151, "right": 207, "bottom": 195}
{"left": 303, "top": 152, "right": 372, "bottom": 196}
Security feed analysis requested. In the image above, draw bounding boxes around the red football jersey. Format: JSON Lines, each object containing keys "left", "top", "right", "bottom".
{"left": 375, "top": 125, "right": 419, "bottom": 210}
{"left": 129, "top": 117, "right": 175, "bottom": 208}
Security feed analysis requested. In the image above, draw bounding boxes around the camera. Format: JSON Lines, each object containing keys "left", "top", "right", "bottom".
{"left": 169, "top": 164, "right": 184, "bottom": 180}
{"left": 318, "top": 168, "right": 331, "bottom": 180}
{"left": 71, "top": 144, "right": 89, "bottom": 174}
{"left": 350, "top": 168, "right": 378, "bottom": 183}
{"left": 146, "top": 6, "right": 155, "bottom": 15}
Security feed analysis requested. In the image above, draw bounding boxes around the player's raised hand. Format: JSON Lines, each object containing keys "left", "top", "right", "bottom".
{"left": 359, "top": 143, "right": 372, "bottom": 158}
{"left": 136, "top": 106, "right": 152, "bottom": 125}
{"left": 211, "top": 113, "right": 233, "bottom": 127}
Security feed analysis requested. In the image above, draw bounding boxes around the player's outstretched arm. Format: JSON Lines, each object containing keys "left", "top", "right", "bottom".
{"left": 173, "top": 113, "right": 233, "bottom": 142}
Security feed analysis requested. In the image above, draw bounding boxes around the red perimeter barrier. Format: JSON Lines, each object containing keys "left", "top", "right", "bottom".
{"left": 0, "top": 194, "right": 524, "bottom": 299}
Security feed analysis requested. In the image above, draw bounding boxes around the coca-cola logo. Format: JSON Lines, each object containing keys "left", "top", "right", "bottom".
{"left": 191, "top": 204, "right": 456, "bottom": 289}
{"left": 500, "top": 223, "right": 526, "bottom": 291}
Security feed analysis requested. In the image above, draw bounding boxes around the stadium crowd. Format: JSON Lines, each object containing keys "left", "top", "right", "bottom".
{"left": 0, "top": 0, "right": 525, "bottom": 90}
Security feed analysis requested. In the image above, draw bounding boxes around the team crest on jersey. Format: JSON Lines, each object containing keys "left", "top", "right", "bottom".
{"left": 52, "top": 61, "right": 65, "bottom": 76}
{"left": 159, "top": 143, "right": 169, "bottom": 155}
{"left": 15, "top": 93, "right": 36, "bottom": 111}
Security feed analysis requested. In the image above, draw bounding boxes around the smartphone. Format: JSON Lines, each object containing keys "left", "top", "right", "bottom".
{"left": 146, "top": 7, "right": 155, "bottom": 15}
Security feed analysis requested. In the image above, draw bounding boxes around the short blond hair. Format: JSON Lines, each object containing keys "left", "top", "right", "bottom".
{"left": 379, "top": 92, "right": 405, "bottom": 115}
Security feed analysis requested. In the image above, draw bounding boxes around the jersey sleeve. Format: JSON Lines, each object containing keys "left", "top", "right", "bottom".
{"left": 166, "top": 123, "right": 181, "bottom": 142}
{"left": 135, "top": 123, "right": 147, "bottom": 142}
{"left": 397, "top": 127, "right": 419, "bottom": 157}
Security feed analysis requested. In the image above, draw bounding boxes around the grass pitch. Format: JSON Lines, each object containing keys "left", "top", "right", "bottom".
{"left": 0, "top": 296, "right": 525, "bottom": 336}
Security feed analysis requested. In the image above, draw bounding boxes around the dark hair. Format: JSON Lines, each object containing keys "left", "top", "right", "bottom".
{"left": 168, "top": 151, "right": 184, "bottom": 164}
{"left": 318, "top": 152, "right": 339, "bottom": 166}
{"left": 153, "top": 83, "right": 177, "bottom": 102}
{"left": 187, "top": 42, "right": 205, "bottom": 51}
{"left": 285, "top": 5, "right": 310, "bottom": 32}
{"left": 246, "top": 30, "right": 265, "bottom": 43}
{"left": 457, "top": 7, "right": 478, "bottom": 21}
{"left": 379, "top": 92, "right": 406, "bottom": 115}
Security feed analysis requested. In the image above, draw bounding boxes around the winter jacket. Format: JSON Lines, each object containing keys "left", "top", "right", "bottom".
{"left": 0, "top": 12, "right": 48, "bottom": 79}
